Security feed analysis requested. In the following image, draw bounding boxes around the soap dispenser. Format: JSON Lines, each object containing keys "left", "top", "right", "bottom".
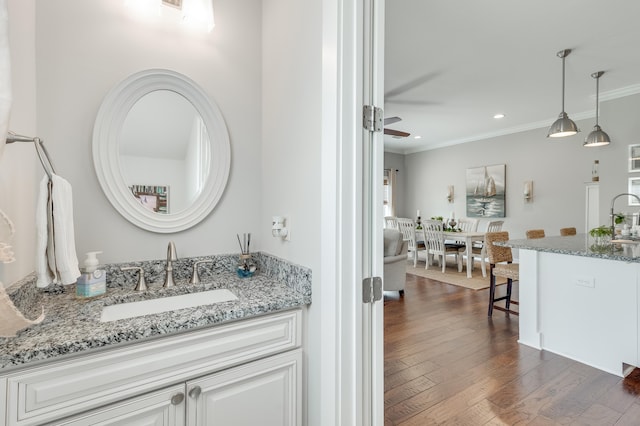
{"left": 76, "top": 251, "right": 107, "bottom": 298}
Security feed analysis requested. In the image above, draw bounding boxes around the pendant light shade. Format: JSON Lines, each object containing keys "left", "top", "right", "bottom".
{"left": 547, "top": 49, "right": 579, "bottom": 138}
{"left": 584, "top": 71, "right": 611, "bottom": 147}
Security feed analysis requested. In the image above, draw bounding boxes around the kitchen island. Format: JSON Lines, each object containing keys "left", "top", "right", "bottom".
{"left": 504, "top": 234, "right": 640, "bottom": 377}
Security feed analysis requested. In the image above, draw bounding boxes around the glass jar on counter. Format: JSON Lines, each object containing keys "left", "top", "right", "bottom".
{"left": 237, "top": 254, "right": 256, "bottom": 278}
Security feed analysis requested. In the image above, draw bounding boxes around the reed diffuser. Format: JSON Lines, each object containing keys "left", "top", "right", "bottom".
{"left": 236, "top": 233, "right": 256, "bottom": 278}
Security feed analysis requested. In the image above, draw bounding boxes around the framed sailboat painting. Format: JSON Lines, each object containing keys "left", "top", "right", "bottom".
{"left": 466, "top": 164, "right": 506, "bottom": 218}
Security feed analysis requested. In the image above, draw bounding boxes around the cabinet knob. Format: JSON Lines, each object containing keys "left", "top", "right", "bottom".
{"left": 189, "top": 385, "right": 202, "bottom": 399}
{"left": 171, "top": 392, "right": 185, "bottom": 405}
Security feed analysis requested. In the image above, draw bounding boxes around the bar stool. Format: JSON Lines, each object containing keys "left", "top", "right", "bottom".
{"left": 485, "top": 231, "right": 519, "bottom": 316}
{"left": 526, "top": 229, "right": 545, "bottom": 239}
{"left": 560, "top": 227, "right": 577, "bottom": 236}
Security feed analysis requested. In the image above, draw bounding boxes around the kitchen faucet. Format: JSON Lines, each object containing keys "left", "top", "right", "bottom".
{"left": 164, "top": 241, "right": 177, "bottom": 287}
{"left": 610, "top": 193, "right": 640, "bottom": 239}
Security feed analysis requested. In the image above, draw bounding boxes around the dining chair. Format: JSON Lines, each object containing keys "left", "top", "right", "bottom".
{"left": 422, "top": 219, "right": 463, "bottom": 273}
{"left": 526, "top": 229, "right": 545, "bottom": 239}
{"left": 486, "top": 220, "right": 504, "bottom": 233}
{"left": 456, "top": 217, "right": 479, "bottom": 232}
{"left": 485, "top": 231, "right": 519, "bottom": 316}
{"left": 384, "top": 216, "right": 399, "bottom": 230}
{"left": 560, "top": 227, "right": 577, "bottom": 236}
{"left": 446, "top": 217, "right": 479, "bottom": 252}
{"left": 396, "top": 217, "right": 423, "bottom": 267}
{"left": 467, "top": 220, "right": 504, "bottom": 277}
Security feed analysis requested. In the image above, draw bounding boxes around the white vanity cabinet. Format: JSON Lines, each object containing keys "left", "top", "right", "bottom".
{"left": 1, "top": 309, "right": 302, "bottom": 426}
{"left": 54, "top": 350, "right": 302, "bottom": 426}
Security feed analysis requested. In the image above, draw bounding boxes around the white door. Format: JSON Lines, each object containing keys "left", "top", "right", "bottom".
{"left": 321, "top": 0, "right": 384, "bottom": 424}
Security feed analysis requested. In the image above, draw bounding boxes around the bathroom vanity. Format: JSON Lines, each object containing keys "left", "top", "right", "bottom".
{"left": 0, "top": 253, "right": 311, "bottom": 425}
{"left": 503, "top": 235, "right": 640, "bottom": 377}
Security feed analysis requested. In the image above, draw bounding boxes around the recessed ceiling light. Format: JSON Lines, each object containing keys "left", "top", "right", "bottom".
{"left": 414, "top": 135, "right": 422, "bottom": 139}
{"left": 493, "top": 113, "right": 505, "bottom": 119}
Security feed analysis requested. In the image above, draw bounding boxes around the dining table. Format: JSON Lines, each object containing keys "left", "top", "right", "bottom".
{"left": 416, "top": 228, "right": 486, "bottom": 278}
{"left": 416, "top": 228, "right": 485, "bottom": 278}
{"left": 444, "top": 230, "right": 486, "bottom": 278}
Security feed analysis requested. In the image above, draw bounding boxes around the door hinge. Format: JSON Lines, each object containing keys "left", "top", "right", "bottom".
{"left": 363, "top": 105, "right": 383, "bottom": 133}
{"left": 363, "top": 276, "right": 383, "bottom": 303}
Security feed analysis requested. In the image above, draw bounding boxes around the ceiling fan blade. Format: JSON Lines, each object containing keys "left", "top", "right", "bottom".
{"left": 384, "top": 116, "right": 402, "bottom": 125}
{"left": 384, "top": 128, "right": 410, "bottom": 138}
{"left": 384, "top": 71, "right": 441, "bottom": 98}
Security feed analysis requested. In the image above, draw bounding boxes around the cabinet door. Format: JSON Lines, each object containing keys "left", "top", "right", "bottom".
{"left": 186, "top": 349, "right": 301, "bottom": 426}
{"left": 52, "top": 384, "right": 186, "bottom": 426}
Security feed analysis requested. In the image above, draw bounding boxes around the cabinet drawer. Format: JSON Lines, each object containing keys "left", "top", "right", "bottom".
{"left": 5, "top": 309, "right": 301, "bottom": 426}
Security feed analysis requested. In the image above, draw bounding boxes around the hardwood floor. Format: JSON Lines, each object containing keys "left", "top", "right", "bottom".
{"left": 384, "top": 273, "right": 640, "bottom": 425}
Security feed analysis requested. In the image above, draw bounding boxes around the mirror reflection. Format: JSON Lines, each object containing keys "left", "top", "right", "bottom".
{"left": 119, "top": 90, "right": 210, "bottom": 215}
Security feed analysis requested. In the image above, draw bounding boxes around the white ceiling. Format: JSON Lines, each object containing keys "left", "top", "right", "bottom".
{"left": 384, "top": 0, "right": 640, "bottom": 154}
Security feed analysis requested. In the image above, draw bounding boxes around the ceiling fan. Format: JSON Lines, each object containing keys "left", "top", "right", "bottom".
{"left": 384, "top": 116, "right": 410, "bottom": 138}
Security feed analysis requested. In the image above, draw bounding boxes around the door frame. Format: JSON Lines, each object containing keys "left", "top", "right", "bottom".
{"left": 319, "top": 0, "right": 384, "bottom": 424}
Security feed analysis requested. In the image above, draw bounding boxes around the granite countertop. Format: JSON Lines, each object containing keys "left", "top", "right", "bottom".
{"left": 0, "top": 252, "right": 311, "bottom": 373}
{"left": 501, "top": 233, "right": 640, "bottom": 262}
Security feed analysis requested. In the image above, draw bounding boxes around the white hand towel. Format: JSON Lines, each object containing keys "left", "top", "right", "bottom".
{"left": 36, "top": 177, "right": 54, "bottom": 287}
{"left": 50, "top": 174, "right": 80, "bottom": 284}
{"left": 35, "top": 175, "right": 81, "bottom": 287}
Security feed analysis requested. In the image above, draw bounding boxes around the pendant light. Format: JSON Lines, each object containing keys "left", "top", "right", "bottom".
{"left": 547, "top": 49, "right": 580, "bottom": 138}
{"left": 583, "top": 71, "right": 611, "bottom": 147}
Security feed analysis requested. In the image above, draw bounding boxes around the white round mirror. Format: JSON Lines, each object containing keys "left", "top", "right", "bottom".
{"left": 93, "top": 69, "right": 230, "bottom": 233}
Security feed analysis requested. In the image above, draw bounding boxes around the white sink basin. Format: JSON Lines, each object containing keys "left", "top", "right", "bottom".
{"left": 100, "top": 289, "right": 238, "bottom": 322}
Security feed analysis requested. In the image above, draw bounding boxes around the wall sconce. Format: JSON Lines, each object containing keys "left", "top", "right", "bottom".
{"left": 126, "top": 0, "right": 215, "bottom": 32}
{"left": 446, "top": 185, "right": 454, "bottom": 203}
{"left": 125, "top": 0, "right": 162, "bottom": 17}
{"left": 272, "top": 216, "right": 290, "bottom": 240}
{"left": 524, "top": 181, "right": 533, "bottom": 202}
{"left": 180, "top": 0, "right": 215, "bottom": 32}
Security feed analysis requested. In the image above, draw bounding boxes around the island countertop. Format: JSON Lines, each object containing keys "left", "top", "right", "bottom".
{"left": 501, "top": 233, "right": 640, "bottom": 262}
{"left": 0, "top": 252, "right": 311, "bottom": 373}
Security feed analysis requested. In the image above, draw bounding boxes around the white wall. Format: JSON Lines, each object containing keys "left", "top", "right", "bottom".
{"left": 261, "top": 0, "right": 321, "bottom": 267}
{"left": 0, "top": 0, "right": 36, "bottom": 286}
{"left": 395, "top": 93, "right": 640, "bottom": 239}
{"left": 27, "top": 0, "right": 263, "bottom": 264}
{"left": 261, "top": 1, "right": 322, "bottom": 424}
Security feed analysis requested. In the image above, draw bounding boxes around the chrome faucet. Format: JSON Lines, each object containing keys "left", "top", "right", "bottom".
{"left": 610, "top": 193, "right": 640, "bottom": 239}
{"left": 164, "top": 241, "right": 178, "bottom": 288}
